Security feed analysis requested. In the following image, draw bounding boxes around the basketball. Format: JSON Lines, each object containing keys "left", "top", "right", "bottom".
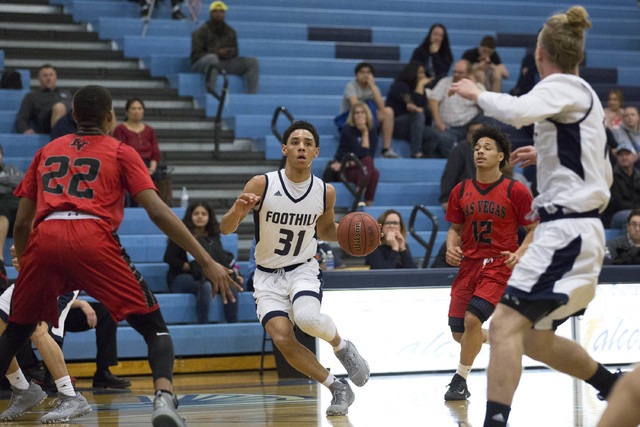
{"left": 337, "top": 212, "right": 381, "bottom": 257}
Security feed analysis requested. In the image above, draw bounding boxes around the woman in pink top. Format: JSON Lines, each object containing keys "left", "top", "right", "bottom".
{"left": 113, "top": 98, "right": 160, "bottom": 176}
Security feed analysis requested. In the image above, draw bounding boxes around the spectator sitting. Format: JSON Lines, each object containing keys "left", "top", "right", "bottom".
{"left": 51, "top": 101, "right": 118, "bottom": 140}
{"left": 601, "top": 141, "right": 640, "bottom": 229}
{"left": 191, "top": 1, "right": 259, "bottom": 95}
{"left": 462, "top": 35, "right": 509, "bottom": 93}
{"left": 139, "top": 0, "right": 185, "bottom": 19}
{"left": 604, "top": 209, "right": 640, "bottom": 265}
{"left": 438, "top": 119, "right": 484, "bottom": 211}
{"left": 604, "top": 89, "right": 624, "bottom": 131}
{"left": 163, "top": 201, "right": 241, "bottom": 324}
{"left": 339, "top": 62, "right": 398, "bottom": 158}
{"left": 328, "top": 102, "right": 380, "bottom": 206}
{"left": 410, "top": 23, "right": 453, "bottom": 89}
{"left": 386, "top": 62, "right": 433, "bottom": 158}
{"left": 315, "top": 240, "right": 345, "bottom": 270}
{"left": 426, "top": 59, "right": 484, "bottom": 158}
{"left": 365, "top": 209, "right": 416, "bottom": 269}
{"left": 613, "top": 106, "right": 640, "bottom": 168}
{"left": 15, "top": 64, "right": 71, "bottom": 135}
{"left": 114, "top": 98, "right": 160, "bottom": 177}
{"left": 509, "top": 50, "right": 539, "bottom": 97}
{"left": 0, "top": 145, "right": 24, "bottom": 282}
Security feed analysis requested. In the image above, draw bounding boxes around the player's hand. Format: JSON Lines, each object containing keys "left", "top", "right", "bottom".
{"left": 501, "top": 250, "right": 520, "bottom": 270}
{"left": 233, "top": 193, "right": 261, "bottom": 217}
{"left": 202, "top": 259, "right": 243, "bottom": 304}
{"left": 77, "top": 300, "right": 98, "bottom": 328}
{"left": 445, "top": 246, "right": 463, "bottom": 267}
{"left": 449, "top": 78, "right": 484, "bottom": 101}
{"left": 10, "top": 245, "right": 19, "bottom": 272}
{"left": 510, "top": 145, "right": 537, "bottom": 167}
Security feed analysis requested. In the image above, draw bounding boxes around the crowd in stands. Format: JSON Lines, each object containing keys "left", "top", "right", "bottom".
{"left": 5, "top": 6, "right": 640, "bottom": 289}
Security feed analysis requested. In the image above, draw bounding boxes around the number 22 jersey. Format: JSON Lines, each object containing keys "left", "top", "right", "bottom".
{"left": 254, "top": 170, "right": 325, "bottom": 269}
{"left": 14, "top": 133, "right": 155, "bottom": 230}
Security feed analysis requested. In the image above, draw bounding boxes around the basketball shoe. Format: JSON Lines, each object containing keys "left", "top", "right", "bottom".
{"left": 335, "top": 341, "right": 370, "bottom": 387}
{"left": 152, "top": 390, "right": 186, "bottom": 427}
{"left": 0, "top": 381, "right": 47, "bottom": 421}
{"left": 40, "top": 392, "right": 91, "bottom": 423}
{"left": 444, "top": 373, "right": 471, "bottom": 401}
{"left": 326, "top": 379, "right": 355, "bottom": 416}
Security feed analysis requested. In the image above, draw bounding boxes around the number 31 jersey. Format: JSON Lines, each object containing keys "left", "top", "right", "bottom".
{"left": 446, "top": 176, "right": 536, "bottom": 259}
{"left": 15, "top": 133, "right": 155, "bottom": 230}
{"left": 254, "top": 170, "right": 325, "bottom": 269}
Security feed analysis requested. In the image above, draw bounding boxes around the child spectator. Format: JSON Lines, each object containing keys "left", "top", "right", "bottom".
{"left": 462, "top": 36, "right": 509, "bottom": 93}
{"left": 604, "top": 89, "right": 624, "bottom": 131}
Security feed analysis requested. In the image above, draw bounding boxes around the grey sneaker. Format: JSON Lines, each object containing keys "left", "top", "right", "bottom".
{"left": 444, "top": 373, "right": 471, "bottom": 401}
{"left": 335, "top": 341, "right": 370, "bottom": 387}
{"left": 381, "top": 148, "right": 400, "bottom": 158}
{"left": 326, "top": 379, "right": 355, "bottom": 416}
{"left": 0, "top": 380, "right": 47, "bottom": 421}
{"left": 152, "top": 390, "right": 186, "bottom": 427}
{"left": 40, "top": 392, "right": 91, "bottom": 423}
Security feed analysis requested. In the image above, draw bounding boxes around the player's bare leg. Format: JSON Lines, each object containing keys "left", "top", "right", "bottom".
{"left": 446, "top": 312, "right": 484, "bottom": 400}
{"left": 598, "top": 366, "right": 640, "bottom": 427}
{"left": 266, "top": 317, "right": 355, "bottom": 416}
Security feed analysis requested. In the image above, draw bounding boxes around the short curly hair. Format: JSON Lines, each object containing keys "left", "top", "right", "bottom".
{"left": 471, "top": 123, "right": 512, "bottom": 170}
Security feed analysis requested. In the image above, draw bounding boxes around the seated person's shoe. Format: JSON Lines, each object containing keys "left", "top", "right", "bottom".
{"left": 93, "top": 370, "right": 131, "bottom": 389}
{"left": 172, "top": 9, "right": 186, "bottom": 19}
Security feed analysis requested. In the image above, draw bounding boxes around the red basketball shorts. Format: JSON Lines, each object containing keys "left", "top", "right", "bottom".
{"left": 448, "top": 256, "right": 513, "bottom": 319}
{"left": 10, "top": 218, "right": 158, "bottom": 327}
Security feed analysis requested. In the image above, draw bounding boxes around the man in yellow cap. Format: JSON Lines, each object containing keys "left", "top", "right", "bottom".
{"left": 191, "top": 1, "right": 259, "bottom": 94}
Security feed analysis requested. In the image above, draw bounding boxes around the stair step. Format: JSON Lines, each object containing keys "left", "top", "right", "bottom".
{"left": 0, "top": 39, "right": 114, "bottom": 50}
{"left": 2, "top": 47, "right": 125, "bottom": 60}
{"left": 0, "top": 22, "right": 86, "bottom": 32}
{"left": 49, "top": 78, "right": 168, "bottom": 89}
{"left": 0, "top": 12, "right": 73, "bottom": 23}
{"left": 0, "top": 28, "right": 99, "bottom": 41}
{"left": 5, "top": 58, "right": 140, "bottom": 70}
{"left": 0, "top": 4, "right": 60, "bottom": 14}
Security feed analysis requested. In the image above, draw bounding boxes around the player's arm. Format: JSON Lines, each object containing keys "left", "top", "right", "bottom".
{"left": 12, "top": 197, "right": 36, "bottom": 261}
{"left": 316, "top": 184, "right": 339, "bottom": 242}
{"left": 220, "top": 175, "right": 264, "bottom": 235}
{"left": 135, "top": 189, "right": 242, "bottom": 303}
{"left": 501, "top": 222, "right": 538, "bottom": 270}
{"left": 445, "top": 223, "right": 463, "bottom": 267}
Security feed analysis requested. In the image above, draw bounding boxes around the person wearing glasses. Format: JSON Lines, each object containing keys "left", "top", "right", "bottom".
{"left": 365, "top": 209, "right": 416, "bottom": 269}
{"left": 604, "top": 209, "right": 640, "bottom": 265}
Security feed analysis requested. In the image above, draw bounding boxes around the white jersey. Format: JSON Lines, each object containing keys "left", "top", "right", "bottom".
{"left": 254, "top": 170, "right": 325, "bottom": 269}
{"left": 478, "top": 73, "right": 613, "bottom": 216}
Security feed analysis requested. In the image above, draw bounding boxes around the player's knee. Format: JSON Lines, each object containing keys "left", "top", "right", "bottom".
{"left": 126, "top": 309, "right": 169, "bottom": 344}
{"left": 270, "top": 328, "right": 298, "bottom": 353}
{"left": 463, "top": 311, "right": 483, "bottom": 332}
{"left": 29, "top": 322, "right": 49, "bottom": 343}
{"left": 295, "top": 313, "right": 323, "bottom": 337}
{"left": 451, "top": 332, "right": 463, "bottom": 343}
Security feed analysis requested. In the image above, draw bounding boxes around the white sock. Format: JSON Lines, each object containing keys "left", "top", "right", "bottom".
{"left": 456, "top": 363, "right": 472, "bottom": 380}
{"left": 322, "top": 373, "right": 338, "bottom": 388}
{"left": 6, "top": 369, "right": 29, "bottom": 390}
{"left": 333, "top": 339, "right": 347, "bottom": 353}
{"left": 55, "top": 375, "right": 75, "bottom": 397}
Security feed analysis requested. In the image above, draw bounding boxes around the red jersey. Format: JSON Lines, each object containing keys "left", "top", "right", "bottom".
{"left": 446, "top": 176, "right": 535, "bottom": 259}
{"left": 14, "top": 133, "right": 156, "bottom": 230}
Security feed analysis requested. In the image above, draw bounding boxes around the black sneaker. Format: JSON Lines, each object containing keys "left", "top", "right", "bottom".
{"left": 444, "top": 373, "right": 470, "bottom": 401}
{"left": 140, "top": 4, "right": 150, "bottom": 17}
{"left": 92, "top": 370, "right": 131, "bottom": 389}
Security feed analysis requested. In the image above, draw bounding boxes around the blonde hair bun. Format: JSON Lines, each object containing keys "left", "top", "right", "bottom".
{"left": 566, "top": 6, "right": 591, "bottom": 31}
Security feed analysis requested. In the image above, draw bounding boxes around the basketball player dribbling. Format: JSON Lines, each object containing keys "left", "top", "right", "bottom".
{"left": 443, "top": 124, "right": 537, "bottom": 402}
{"left": 451, "top": 6, "right": 621, "bottom": 426}
{"left": 220, "top": 121, "right": 370, "bottom": 416}
{"left": 0, "top": 85, "right": 240, "bottom": 427}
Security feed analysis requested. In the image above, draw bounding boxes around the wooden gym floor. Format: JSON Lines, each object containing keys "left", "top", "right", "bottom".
{"left": 0, "top": 365, "right": 620, "bottom": 426}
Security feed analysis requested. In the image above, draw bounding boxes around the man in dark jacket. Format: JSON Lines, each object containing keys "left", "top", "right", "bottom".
{"left": 190, "top": 1, "right": 259, "bottom": 94}
{"left": 602, "top": 141, "right": 640, "bottom": 229}
{"left": 15, "top": 65, "right": 71, "bottom": 134}
{"left": 604, "top": 209, "right": 640, "bottom": 265}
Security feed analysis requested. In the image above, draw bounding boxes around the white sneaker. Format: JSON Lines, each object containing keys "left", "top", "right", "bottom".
{"left": 381, "top": 148, "right": 400, "bottom": 158}
{"left": 335, "top": 341, "right": 370, "bottom": 387}
{"left": 40, "top": 392, "right": 91, "bottom": 423}
{"left": 152, "top": 390, "right": 186, "bottom": 427}
{"left": 0, "top": 381, "right": 47, "bottom": 421}
{"left": 326, "top": 379, "right": 355, "bottom": 416}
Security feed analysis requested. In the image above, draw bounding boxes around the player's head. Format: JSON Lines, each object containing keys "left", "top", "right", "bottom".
{"left": 346, "top": 102, "right": 374, "bottom": 130}
{"left": 183, "top": 200, "right": 220, "bottom": 237}
{"left": 72, "top": 85, "right": 113, "bottom": 131}
{"left": 282, "top": 121, "right": 319, "bottom": 147}
{"left": 38, "top": 64, "right": 57, "bottom": 90}
{"left": 537, "top": 6, "right": 590, "bottom": 74}
{"left": 378, "top": 209, "right": 407, "bottom": 241}
{"left": 471, "top": 123, "right": 511, "bottom": 170}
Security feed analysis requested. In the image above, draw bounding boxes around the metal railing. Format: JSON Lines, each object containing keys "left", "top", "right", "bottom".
{"left": 271, "top": 106, "right": 295, "bottom": 169}
{"left": 211, "top": 68, "right": 228, "bottom": 158}
{"left": 142, "top": 0, "right": 200, "bottom": 36}
{"left": 336, "top": 153, "right": 368, "bottom": 213}
{"left": 408, "top": 205, "right": 439, "bottom": 268}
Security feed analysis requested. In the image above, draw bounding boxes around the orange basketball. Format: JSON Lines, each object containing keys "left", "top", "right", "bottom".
{"left": 337, "top": 212, "right": 381, "bottom": 257}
